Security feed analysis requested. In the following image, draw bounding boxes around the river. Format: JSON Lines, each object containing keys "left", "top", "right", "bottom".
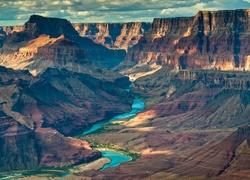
{"left": 83, "top": 97, "right": 145, "bottom": 135}
{"left": 82, "top": 94, "right": 144, "bottom": 171}
{"left": 99, "top": 150, "right": 132, "bottom": 171}
{"left": 0, "top": 86, "right": 145, "bottom": 179}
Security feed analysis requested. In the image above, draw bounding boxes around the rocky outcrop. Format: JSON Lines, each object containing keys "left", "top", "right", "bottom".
{"left": 36, "top": 35, "right": 88, "bottom": 65}
{"left": 35, "top": 127, "right": 101, "bottom": 167}
{"left": 126, "top": 9, "right": 250, "bottom": 71}
{"left": 23, "top": 15, "right": 79, "bottom": 40}
{"left": 73, "top": 22, "right": 151, "bottom": 50}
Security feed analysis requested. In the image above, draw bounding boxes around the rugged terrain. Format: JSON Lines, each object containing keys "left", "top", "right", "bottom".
{"left": 1, "top": 9, "right": 250, "bottom": 179}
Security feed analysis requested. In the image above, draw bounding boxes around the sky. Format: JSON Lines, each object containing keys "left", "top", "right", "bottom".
{"left": 1, "top": 0, "right": 250, "bottom": 26}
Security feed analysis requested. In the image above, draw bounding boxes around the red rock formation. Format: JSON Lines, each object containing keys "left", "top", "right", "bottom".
{"left": 73, "top": 22, "right": 151, "bottom": 50}
{"left": 126, "top": 9, "right": 250, "bottom": 71}
{"left": 36, "top": 35, "right": 89, "bottom": 65}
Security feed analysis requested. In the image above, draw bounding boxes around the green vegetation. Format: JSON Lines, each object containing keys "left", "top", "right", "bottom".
{"left": 89, "top": 141, "right": 140, "bottom": 161}
{"left": 0, "top": 167, "right": 70, "bottom": 179}
{"left": 87, "top": 126, "right": 120, "bottom": 135}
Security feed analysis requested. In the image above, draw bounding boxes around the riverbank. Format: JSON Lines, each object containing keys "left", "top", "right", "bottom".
{"left": 82, "top": 96, "right": 145, "bottom": 135}
{"left": 69, "top": 158, "right": 111, "bottom": 173}
{"left": 92, "top": 143, "right": 140, "bottom": 161}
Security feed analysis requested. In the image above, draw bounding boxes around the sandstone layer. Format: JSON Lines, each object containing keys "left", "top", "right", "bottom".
{"left": 125, "top": 9, "right": 250, "bottom": 72}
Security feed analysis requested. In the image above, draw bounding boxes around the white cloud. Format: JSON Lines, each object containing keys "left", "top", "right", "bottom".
{"left": 63, "top": 1, "right": 72, "bottom": 5}
{"left": 160, "top": 2, "right": 218, "bottom": 16}
{"left": 1, "top": 0, "right": 250, "bottom": 25}
{"left": 77, "top": 11, "right": 90, "bottom": 16}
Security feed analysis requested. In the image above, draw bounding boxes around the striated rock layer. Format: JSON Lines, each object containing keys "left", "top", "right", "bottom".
{"left": 73, "top": 22, "right": 151, "bottom": 50}
{"left": 126, "top": 9, "right": 250, "bottom": 71}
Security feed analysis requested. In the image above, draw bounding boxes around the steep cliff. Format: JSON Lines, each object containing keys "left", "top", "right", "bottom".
{"left": 126, "top": 9, "right": 250, "bottom": 71}
{"left": 73, "top": 22, "right": 151, "bottom": 50}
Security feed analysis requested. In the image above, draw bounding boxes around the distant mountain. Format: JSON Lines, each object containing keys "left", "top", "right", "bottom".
{"left": 0, "top": 15, "right": 126, "bottom": 69}
{"left": 73, "top": 22, "right": 151, "bottom": 50}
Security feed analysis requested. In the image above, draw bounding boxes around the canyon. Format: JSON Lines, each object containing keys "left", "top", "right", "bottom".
{"left": 1, "top": 8, "right": 250, "bottom": 180}
{"left": 78, "top": 9, "right": 250, "bottom": 180}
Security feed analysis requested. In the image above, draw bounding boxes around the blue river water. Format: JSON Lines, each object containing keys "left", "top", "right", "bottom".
{"left": 82, "top": 92, "right": 145, "bottom": 171}
{"left": 83, "top": 97, "right": 145, "bottom": 135}
{"left": 99, "top": 150, "right": 132, "bottom": 171}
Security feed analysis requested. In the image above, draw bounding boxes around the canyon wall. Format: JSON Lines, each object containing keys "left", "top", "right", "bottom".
{"left": 126, "top": 9, "right": 250, "bottom": 71}
{"left": 73, "top": 22, "right": 151, "bottom": 50}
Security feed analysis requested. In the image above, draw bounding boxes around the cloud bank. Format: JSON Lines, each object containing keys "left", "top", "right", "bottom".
{"left": 1, "top": 0, "right": 250, "bottom": 25}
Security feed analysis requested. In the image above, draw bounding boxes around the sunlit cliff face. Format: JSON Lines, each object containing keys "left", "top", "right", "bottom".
{"left": 125, "top": 9, "right": 250, "bottom": 72}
